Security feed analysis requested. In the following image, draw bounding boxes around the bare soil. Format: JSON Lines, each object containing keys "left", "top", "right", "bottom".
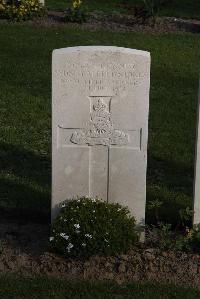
{"left": 1, "top": 221, "right": 200, "bottom": 286}
{"left": 1, "top": 11, "right": 200, "bottom": 33}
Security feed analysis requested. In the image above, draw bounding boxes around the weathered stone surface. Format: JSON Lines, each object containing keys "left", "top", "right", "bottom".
{"left": 193, "top": 82, "right": 200, "bottom": 224}
{"left": 52, "top": 46, "right": 150, "bottom": 225}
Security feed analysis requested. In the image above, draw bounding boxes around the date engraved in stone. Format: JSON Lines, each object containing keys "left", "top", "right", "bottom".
{"left": 71, "top": 99, "right": 129, "bottom": 146}
{"left": 55, "top": 62, "right": 146, "bottom": 94}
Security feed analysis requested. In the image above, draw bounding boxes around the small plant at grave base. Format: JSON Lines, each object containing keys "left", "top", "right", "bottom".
{"left": 177, "top": 206, "right": 193, "bottom": 230}
{"left": 65, "top": 0, "right": 86, "bottom": 23}
{"left": 175, "top": 224, "right": 200, "bottom": 253}
{"left": 0, "top": 0, "right": 45, "bottom": 21}
{"left": 134, "top": 0, "right": 167, "bottom": 25}
{"left": 145, "top": 223, "right": 174, "bottom": 250}
{"left": 50, "top": 197, "right": 138, "bottom": 257}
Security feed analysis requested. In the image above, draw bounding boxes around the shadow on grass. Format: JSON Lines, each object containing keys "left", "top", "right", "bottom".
{"left": 147, "top": 154, "right": 194, "bottom": 196}
{"left": 0, "top": 142, "right": 194, "bottom": 226}
{"left": 0, "top": 142, "right": 51, "bottom": 223}
{"left": 146, "top": 154, "right": 194, "bottom": 226}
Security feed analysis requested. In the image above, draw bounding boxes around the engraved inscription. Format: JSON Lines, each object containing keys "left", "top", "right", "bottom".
{"left": 71, "top": 98, "right": 129, "bottom": 146}
{"left": 55, "top": 62, "right": 146, "bottom": 94}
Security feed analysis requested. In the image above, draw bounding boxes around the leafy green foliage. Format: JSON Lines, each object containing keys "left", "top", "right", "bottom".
{"left": 146, "top": 220, "right": 200, "bottom": 254}
{"left": 50, "top": 197, "right": 138, "bottom": 257}
{"left": 146, "top": 223, "right": 174, "bottom": 250}
{"left": 0, "top": 0, "right": 45, "bottom": 21}
{"left": 65, "top": 0, "right": 86, "bottom": 23}
{"left": 178, "top": 207, "right": 194, "bottom": 227}
{"left": 175, "top": 224, "right": 200, "bottom": 253}
{"left": 142, "top": 0, "right": 166, "bottom": 18}
{"left": 187, "top": 224, "right": 200, "bottom": 253}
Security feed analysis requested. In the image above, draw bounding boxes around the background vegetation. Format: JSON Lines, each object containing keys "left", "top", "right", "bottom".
{"left": 46, "top": 0, "right": 200, "bottom": 20}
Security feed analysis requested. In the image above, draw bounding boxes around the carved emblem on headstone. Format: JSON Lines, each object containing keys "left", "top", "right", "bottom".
{"left": 71, "top": 98, "right": 129, "bottom": 146}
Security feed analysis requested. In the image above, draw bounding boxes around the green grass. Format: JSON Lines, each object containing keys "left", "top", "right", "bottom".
{"left": 0, "top": 24, "right": 200, "bottom": 224}
{"left": 0, "top": 275, "right": 200, "bottom": 298}
{"left": 46, "top": 0, "right": 200, "bottom": 20}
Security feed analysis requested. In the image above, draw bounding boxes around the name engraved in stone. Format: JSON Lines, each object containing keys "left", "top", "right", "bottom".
{"left": 70, "top": 98, "right": 129, "bottom": 146}
{"left": 55, "top": 62, "right": 146, "bottom": 93}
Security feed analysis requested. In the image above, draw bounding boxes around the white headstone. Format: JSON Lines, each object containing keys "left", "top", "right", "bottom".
{"left": 193, "top": 82, "right": 200, "bottom": 224}
{"left": 52, "top": 46, "right": 150, "bottom": 226}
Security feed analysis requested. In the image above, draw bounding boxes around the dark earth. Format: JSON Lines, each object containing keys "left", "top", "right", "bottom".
{"left": 1, "top": 220, "right": 200, "bottom": 287}
{"left": 1, "top": 11, "right": 200, "bottom": 33}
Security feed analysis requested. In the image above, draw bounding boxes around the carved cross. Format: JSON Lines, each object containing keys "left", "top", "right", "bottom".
{"left": 58, "top": 96, "right": 141, "bottom": 202}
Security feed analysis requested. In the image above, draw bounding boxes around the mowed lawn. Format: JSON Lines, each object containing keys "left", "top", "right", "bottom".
{"left": 1, "top": 275, "right": 200, "bottom": 299}
{"left": 0, "top": 24, "right": 200, "bottom": 224}
{"left": 46, "top": 0, "right": 200, "bottom": 20}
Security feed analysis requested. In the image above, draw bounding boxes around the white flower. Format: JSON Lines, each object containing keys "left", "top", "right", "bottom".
{"left": 93, "top": 210, "right": 95, "bottom": 213}
{"left": 104, "top": 239, "right": 109, "bottom": 243}
{"left": 74, "top": 223, "right": 80, "bottom": 229}
{"left": 91, "top": 198, "right": 96, "bottom": 202}
{"left": 76, "top": 230, "right": 80, "bottom": 234}
{"left": 61, "top": 203, "right": 66, "bottom": 208}
{"left": 66, "top": 243, "right": 74, "bottom": 252}
{"left": 85, "top": 234, "right": 92, "bottom": 239}
{"left": 117, "top": 208, "right": 122, "bottom": 211}
{"left": 60, "top": 233, "right": 69, "bottom": 240}
{"left": 49, "top": 236, "right": 54, "bottom": 242}
{"left": 82, "top": 243, "right": 86, "bottom": 247}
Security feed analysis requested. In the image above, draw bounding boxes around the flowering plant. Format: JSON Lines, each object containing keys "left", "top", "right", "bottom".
{"left": 174, "top": 224, "right": 200, "bottom": 253}
{"left": 50, "top": 197, "right": 138, "bottom": 257}
{"left": 72, "top": 0, "right": 82, "bottom": 9}
{"left": 65, "top": 0, "right": 86, "bottom": 23}
{"left": 0, "top": 0, "right": 45, "bottom": 21}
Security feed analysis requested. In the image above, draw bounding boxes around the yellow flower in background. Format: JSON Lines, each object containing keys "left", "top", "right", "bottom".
{"left": 186, "top": 228, "right": 193, "bottom": 238}
{"left": 0, "top": 4, "right": 5, "bottom": 10}
{"left": 0, "top": 0, "right": 43, "bottom": 20}
{"left": 72, "top": 0, "right": 82, "bottom": 9}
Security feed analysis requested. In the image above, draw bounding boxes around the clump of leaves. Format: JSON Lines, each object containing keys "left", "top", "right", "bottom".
{"left": 145, "top": 223, "right": 174, "bottom": 250}
{"left": 134, "top": 0, "right": 167, "bottom": 25}
{"left": 175, "top": 224, "right": 200, "bottom": 253}
{"left": 50, "top": 197, "right": 138, "bottom": 257}
{"left": 0, "top": 0, "right": 45, "bottom": 21}
{"left": 178, "top": 206, "right": 193, "bottom": 228}
{"left": 65, "top": 0, "right": 86, "bottom": 23}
